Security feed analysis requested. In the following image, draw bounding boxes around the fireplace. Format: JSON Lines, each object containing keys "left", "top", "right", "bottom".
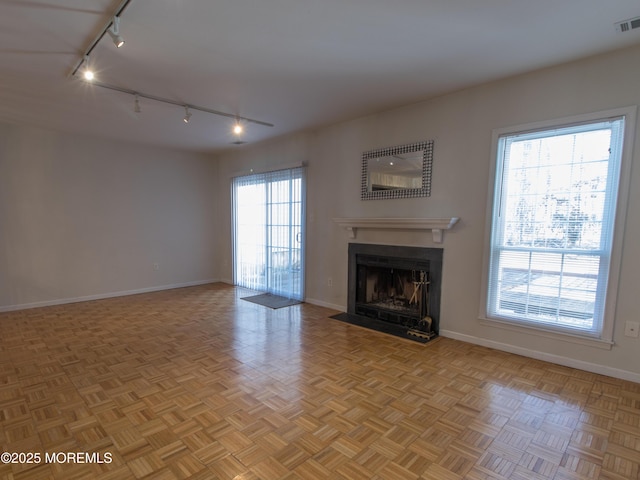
{"left": 346, "top": 243, "right": 442, "bottom": 341}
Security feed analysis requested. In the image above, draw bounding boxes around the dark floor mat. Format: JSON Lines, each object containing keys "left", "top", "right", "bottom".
{"left": 241, "top": 293, "right": 302, "bottom": 309}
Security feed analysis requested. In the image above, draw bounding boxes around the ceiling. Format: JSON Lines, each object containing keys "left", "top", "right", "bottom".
{"left": 2, "top": 0, "right": 640, "bottom": 154}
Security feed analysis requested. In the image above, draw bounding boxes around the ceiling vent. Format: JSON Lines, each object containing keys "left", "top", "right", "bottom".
{"left": 615, "top": 16, "right": 640, "bottom": 33}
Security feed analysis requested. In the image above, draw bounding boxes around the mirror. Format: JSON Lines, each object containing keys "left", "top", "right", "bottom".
{"left": 361, "top": 140, "right": 434, "bottom": 200}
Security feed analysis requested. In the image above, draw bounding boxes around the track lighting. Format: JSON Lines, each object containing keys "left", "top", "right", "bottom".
{"left": 69, "top": 1, "right": 274, "bottom": 133}
{"left": 77, "top": 79, "right": 273, "bottom": 129}
{"left": 107, "top": 16, "right": 125, "bottom": 48}
{"left": 83, "top": 55, "right": 94, "bottom": 81}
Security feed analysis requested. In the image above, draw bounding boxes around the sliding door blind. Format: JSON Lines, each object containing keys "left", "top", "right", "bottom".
{"left": 487, "top": 117, "right": 625, "bottom": 337}
{"left": 233, "top": 167, "right": 305, "bottom": 300}
{"left": 233, "top": 177, "right": 267, "bottom": 292}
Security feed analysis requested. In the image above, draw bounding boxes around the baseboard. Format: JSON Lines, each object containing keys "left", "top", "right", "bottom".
{"left": 0, "top": 279, "right": 219, "bottom": 313}
{"left": 304, "top": 297, "right": 345, "bottom": 312}
{"left": 440, "top": 330, "right": 640, "bottom": 384}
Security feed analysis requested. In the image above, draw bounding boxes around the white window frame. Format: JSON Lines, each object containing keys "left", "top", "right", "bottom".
{"left": 480, "top": 107, "right": 636, "bottom": 348}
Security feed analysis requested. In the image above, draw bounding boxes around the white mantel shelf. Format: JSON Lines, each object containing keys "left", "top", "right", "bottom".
{"left": 333, "top": 217, "right": 459, "bottom": 243}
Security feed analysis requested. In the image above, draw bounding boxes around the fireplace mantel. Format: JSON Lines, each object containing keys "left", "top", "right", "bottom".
{"left": 333, "top": 217, "right": 459, "bottom": 243}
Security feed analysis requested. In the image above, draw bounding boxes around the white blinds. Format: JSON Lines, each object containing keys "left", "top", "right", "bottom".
{"left": 232, "top": 167, "right": 305, "bottom": 300}
{"left": 487, "top": 117, "right": 625, "bottom": 336}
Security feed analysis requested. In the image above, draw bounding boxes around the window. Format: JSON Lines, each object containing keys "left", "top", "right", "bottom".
{"left": 485, "top": 109, "right": 634, "bottom": 341}
{"left": 232, "top": 167, "right": 305, "bottom": 300}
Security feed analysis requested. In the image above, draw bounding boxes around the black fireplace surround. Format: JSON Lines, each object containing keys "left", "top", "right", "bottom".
{"left": 343, "top": 243, "right": 443, "bottom": 342}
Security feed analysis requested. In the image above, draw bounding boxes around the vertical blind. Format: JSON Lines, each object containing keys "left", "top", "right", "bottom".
{"left": 232, "top": 167, "right": 305, "bottom": 300}
{"left": 487, "top": 117, "right": 625, "bottom": 337}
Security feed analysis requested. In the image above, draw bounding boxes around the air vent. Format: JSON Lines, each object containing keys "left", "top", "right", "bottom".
{"left": 615, "top": 16, "right": 640, "bottom": 33}
{"left": 230, "top": 141, "right": 247, "bottom": 145}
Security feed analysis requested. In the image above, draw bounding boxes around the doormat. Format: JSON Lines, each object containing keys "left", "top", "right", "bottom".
{"left": 329, "top": 312, "right": 437, "bottom": 344}
{"left": 242, "top": 293, "right": 302, "bottom": 309}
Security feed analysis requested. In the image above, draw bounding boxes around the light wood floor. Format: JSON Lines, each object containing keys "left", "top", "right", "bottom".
{"left": 1, "top": 283, "right": 639, "bottom": 480}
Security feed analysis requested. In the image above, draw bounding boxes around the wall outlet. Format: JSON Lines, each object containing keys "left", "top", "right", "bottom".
{"left": 327, "top": 277, "right": 333, "bottom": 287}
{"left": 624, "top": 321, "right": 639, "bottom": 338}
{"left": 153, "top": 263, "right": 160, "bottom": 271}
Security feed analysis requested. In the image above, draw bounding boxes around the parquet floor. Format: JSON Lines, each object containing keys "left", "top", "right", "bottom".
{"left": 1, "top": 283, "right": 639, "bottom": 480}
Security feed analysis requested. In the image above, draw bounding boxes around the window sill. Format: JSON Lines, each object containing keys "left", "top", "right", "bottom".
{"left": 478, "top": 316, "right": 614, "bottom": 350}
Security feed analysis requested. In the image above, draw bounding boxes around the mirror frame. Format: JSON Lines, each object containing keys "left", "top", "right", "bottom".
{"left": 361, "top": 140, "right": 434, "bottom": 200}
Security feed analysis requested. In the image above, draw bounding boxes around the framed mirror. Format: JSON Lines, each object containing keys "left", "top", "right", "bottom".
{"left": 361, "top": 140, "right": 434, "bottom": 200}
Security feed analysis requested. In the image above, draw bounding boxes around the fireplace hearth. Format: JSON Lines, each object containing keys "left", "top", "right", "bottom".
{"left": 337, "top": 243, "right": 443, "bottom": 342}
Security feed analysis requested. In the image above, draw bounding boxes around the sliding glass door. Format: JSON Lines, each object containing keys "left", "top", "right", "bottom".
{"left": 233, "top": 167, "right": 305, "bottom": 300}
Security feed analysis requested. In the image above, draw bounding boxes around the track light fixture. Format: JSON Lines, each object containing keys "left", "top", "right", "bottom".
{"left": 77, "top": 79, "right": 274, "bottom": 128}
{"left": 70, "top": 0, "right": 274, "bottom": 135}
{"left": 107, "top": 16, "right": 125, "bottom": 48}
{"left": 69, "top": 0, "right": 133, "bottom": 78}
{"left": 83, "top": 55, "right": 94, "bottom": 81}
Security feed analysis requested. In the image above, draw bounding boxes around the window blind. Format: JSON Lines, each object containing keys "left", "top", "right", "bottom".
{"left": 232, "top": 167, "right": 305, "bottom": 300}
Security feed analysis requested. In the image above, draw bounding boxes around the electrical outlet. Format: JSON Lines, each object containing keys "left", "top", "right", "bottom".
{"left": 624, "top": 321, "right": 639, "bottom": 338}
{"left": 328, "top": 277, "right": 333, "bottom": 287}
{"left": 153, "top": 263, "right": 160, "bottom": 271}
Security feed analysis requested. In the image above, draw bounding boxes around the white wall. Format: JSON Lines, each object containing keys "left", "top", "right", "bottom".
{"left": 0, "top": 124, "right": 219, "bottom": 309}
{"left": 215, "top": 44, "right": 640, "bottom": 381}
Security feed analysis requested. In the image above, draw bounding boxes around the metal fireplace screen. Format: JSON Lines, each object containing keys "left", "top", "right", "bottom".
{"left": 355, "top": 254, "right": 433, "bottom": 333}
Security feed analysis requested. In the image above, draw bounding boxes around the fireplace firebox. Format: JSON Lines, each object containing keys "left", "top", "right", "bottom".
{"left": 346, "top": 243, "right": 442, "bottom": 341}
